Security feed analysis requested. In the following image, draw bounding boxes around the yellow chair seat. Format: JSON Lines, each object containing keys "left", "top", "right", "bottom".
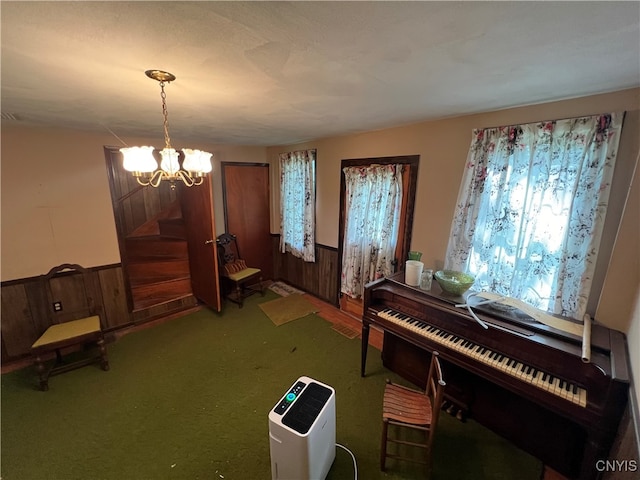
{"left": 228, "top": 267, "right": 261, "bottom": 282}
{"left": 31, "top": 314, "right": 108, "bottom": 391}
{"left": 31, "top": 316, "right": 100, "bottom": 349}
{"left": 216, "top": 233, "right": 266, "bottom": 308}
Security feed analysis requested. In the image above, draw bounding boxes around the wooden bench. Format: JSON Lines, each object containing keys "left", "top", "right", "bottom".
{"left": 31, "top": 315, "right": 109, "bottom": 391}
{"left": 30, "top": 264, "right": 110, "bottom": 391}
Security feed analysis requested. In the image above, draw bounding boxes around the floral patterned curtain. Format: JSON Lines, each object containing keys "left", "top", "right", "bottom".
{"left": 446, "top": 113, "right": 623, "bottom": 319}
{"left": 341, "top": 164, "right": 403, "bottom": 299}
{"left": 279, "top": 149, "right": 316, "bottom": 262}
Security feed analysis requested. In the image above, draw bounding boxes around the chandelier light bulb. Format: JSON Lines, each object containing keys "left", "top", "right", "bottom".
{"left": 183, "top": 149, "right": 213, "bottom": 175}
{"left": 121, "top": 146, "right": 157, "bottom": 174}
{"left": 159, "top": 148, "right": 180, "bottom": 175}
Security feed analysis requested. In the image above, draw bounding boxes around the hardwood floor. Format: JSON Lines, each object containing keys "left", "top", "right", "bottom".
{"left": 304, "top": 293, "right": 383, "bottom": 350}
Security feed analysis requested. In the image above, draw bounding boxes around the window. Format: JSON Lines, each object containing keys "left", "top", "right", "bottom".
{"left": 341, "top": 164, "right": 403, "bottom": 299}
{"left": 445, "top": 113, "right": 624, "bottom": 319}
{"left": 279, "top": 149, "right": 316, "bottom": 262}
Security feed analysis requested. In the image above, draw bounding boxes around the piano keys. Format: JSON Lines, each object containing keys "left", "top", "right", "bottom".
{"left": 377, "top": 307, "right": 588, "bottom": 407}
{"left": 360, "top": 272, "right": 630, "bottom": 480}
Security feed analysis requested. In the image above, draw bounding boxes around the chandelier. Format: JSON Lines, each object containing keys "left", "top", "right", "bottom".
{"left": 120, "top": 70, "right": 212, "bottom": 189}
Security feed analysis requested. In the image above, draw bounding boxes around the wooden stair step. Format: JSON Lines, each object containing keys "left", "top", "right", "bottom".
{"left": 133, "top": 293, "right": 195, "bottom": 312}
{"left": 126, "top": 236, "right": 188, "bottom": 259}
{"left": 127, "top": 258, "right": 190, "bottom": 280}
{"left": 158, "top": 218, "right": 186, "bottom": 239}
{"left": 130, "top": 277, "right": 192, "bottom": 297}
{"left": 129, "top": 200, "right": 183, "bottom": 238}
{"left": 129, "top": 274, "right": 190, "bottom": 286}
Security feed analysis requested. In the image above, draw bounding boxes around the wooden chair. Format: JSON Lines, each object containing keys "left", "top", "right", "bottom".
{"left": 216, "top": 233, "right": 265, "bottom": 308}
{"left": 30, "top": 264, "right": 110, "bottom": 391}
{"left": 380, "top": 351, "right": 446, "bottom": 475}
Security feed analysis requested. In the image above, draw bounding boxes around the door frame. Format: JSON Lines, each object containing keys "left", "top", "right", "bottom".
{"left": 103, "top": 145, "right": 221, "bottom": 313}
{"left": 104, "top": 145, "right": 180, "bottom": 312}
{"left": 337, "top": 155, "right": 420, "bottom": 306}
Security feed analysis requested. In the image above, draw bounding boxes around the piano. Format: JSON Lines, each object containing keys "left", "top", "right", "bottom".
{"left": 361, "top": 272, "right": 630, "bottom": 480}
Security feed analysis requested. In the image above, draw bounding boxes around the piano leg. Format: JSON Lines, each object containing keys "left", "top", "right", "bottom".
{"left": 361, "top": 323, "right": 370, "bottom": 377}
{"left": 581, "top": 437, "right": 600, "bottom": 480}
{"left": 580, "top": 427, "right": 619, "bottom": 480}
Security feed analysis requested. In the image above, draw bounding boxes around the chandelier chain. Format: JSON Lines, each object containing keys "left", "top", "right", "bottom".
{"left": 159, "top": 81, "right": 172, "bottom": 150}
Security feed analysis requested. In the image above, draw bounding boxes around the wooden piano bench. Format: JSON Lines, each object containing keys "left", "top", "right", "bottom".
{"left": 30, "top": 315, "right": 109, "bottom": 391}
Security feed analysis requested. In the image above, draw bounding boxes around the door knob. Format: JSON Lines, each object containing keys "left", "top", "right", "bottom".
{"left": 204, "top": 239, "right": 214, "bottom": 245}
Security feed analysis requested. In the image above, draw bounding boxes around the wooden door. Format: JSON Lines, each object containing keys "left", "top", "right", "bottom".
{"left": 221, "top": 163, "right": 272, "bottom": 280}
{"left": 180, "top": 176, "right": 221, "bottom": 312}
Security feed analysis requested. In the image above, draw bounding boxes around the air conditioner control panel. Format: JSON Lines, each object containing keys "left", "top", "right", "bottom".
{"left": 273, "top": 380, "right": 306, "bottom": 415}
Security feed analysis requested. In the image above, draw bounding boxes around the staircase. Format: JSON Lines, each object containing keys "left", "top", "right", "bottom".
{"left": 125, "top": 208, "right": 194, "bottom": 311}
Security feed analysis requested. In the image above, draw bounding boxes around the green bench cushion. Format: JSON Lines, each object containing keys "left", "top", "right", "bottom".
{"left": 228, "top": 267, "right": 261, "bottom": 282}
{"left": 31, "top": 316, "right": 101, "bottom": 349}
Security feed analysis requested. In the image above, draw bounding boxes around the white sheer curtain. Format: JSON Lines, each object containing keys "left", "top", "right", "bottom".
{"left": 279, "top": 149, "right": 316, "bottom": 262}
{"left": 341, "top": 164, "right": 403, "bottom": 299}
{"left": 446, "top": 113, "right": 623, "bottom": 319}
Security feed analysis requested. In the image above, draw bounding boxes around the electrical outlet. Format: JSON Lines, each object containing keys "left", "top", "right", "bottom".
{"left": 53, "top": 301, "right": 63, "bottom": 312}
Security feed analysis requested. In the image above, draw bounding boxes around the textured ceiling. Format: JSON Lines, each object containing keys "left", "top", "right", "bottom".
{"left": 2, "top": 1, "right": 639, "bottom": 146}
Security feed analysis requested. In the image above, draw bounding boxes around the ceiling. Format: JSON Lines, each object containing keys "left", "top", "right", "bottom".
{"left": 2, "top": 1, "right": 639, "bottom": 146}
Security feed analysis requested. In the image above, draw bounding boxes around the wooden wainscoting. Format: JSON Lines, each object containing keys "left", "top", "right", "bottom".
{"left": 1, "top": 264, "right": 129, "bottom": 362}
{"left": 272, "top": 235, "right": 339, "bottom": 305}
{"left": 1, "top": 263, "right": 201, "bottom": 364}
{"left": 340, "top": 294, "right": 364, "bottom": 319}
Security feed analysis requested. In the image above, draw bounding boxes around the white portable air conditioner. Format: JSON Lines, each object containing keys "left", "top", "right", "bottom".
{"left": 268, "top": 376, "right": 336, "bottom": 480}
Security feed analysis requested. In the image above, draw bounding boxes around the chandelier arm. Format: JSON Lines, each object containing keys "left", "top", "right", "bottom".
{"left": 135, "top": 177, "right": 152, "bottom": 187}
{"left": 192, "top": 176, "right": 205, "bottom": 186}
{"left": 177, "top": 170, "right": 195, "bottom": 187}
{"left": 149, "top": 170, "right": 165, "bottom": 188}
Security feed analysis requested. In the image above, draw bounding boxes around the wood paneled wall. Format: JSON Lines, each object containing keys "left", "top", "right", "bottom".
{"left": 0, "top": 263, "right": 199, "bottom": 363}
{"left": 3, "top": 238, "right": 337, "bottom": 362}
{"left": 271, "top": 235, "right": 339, "bottom": 305}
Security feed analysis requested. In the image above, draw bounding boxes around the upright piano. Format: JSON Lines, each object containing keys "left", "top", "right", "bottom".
{"left": 361, "top": 272, "right": 630, "bottom": 480}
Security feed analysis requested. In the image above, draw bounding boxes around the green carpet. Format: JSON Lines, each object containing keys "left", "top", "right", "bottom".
{"left": 1, "top": 291, "right": 542, "bottom": 479}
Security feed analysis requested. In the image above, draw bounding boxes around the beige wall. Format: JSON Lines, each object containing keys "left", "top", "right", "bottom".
{"left": 268, "top": 88, "right": 640, "bottom": 412}
{"left": 2, "top": 89, "right": 638, "bottom": 404}
{"left": 267, "top": 88, "right": 640, "bottom": 413}
{"left": 268, "top": 88, "right": 640, "bottom": 334}
{"left": 628, "top": 288, "right": 640, "bottom": 419}
{"left": 2, "top": 90, "right": 638, "bottom": 333}
{"left": 0, "top": 126, "right": 266, "bottom": 281}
